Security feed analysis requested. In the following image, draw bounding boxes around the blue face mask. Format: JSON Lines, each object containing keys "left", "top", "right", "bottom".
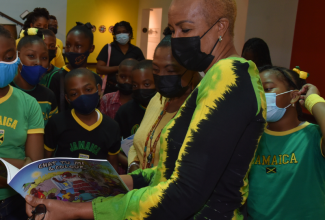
{"left": 20, "top": 63, "right": 47, "bottom": 86}
{"left": 116, "top": 33, "right": 130, "bottom": 45}
{"left": 266, "top": 90, "right": 293, "bottom": 122}
{"left": 69, "top": 91, "right": 99, "bottom": 115}
{"left": 0, "top": 56, "right": 20, "bottom": 88}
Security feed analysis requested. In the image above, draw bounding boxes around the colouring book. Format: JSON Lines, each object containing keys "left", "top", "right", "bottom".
{"left": 0, "top": 158, "right": 129, "bottom": 202}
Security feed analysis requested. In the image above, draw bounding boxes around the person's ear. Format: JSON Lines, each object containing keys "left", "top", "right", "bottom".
{"left": 18, "top": 50, "right": 21, "bottom": 58}
{"left": 30, "top": 23, "right": 33, "bottom": 28}
{"left": 89, "top": 45, "right": 95, "bottom": 53}
{"left": 65, "top": 94, "right": 70, "bottom": 104}
{"left": 97, "top": 83, "right": 102, "bottom": 93}
{"left": 290, "top": 90, "right": 300, "bottom": 106}
{"left": 217, "top": 18, "right": 230, "bottom": 38}
{"left": 55, "top": 46, "right": 58, "bottom": 55}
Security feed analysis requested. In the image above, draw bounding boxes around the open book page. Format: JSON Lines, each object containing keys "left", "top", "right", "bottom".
{"left": 7, "top": 158, "right": 129, "bottom": 202}
{"left": 121, "top": 135, "right": 134, "bottom": 157}
{"left": 0, "top": 158, "right": 20, "bottom": 183}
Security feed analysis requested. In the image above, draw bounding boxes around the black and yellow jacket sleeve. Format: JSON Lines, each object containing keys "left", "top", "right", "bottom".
{"left": 92, "top": 57, "right": 266, "bottom": 220}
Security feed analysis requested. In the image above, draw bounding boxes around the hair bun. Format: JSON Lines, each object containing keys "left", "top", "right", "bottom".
{"left": 75, "top": 22, "right": 93, "bottom": 30}
{"left": 163, "top": 27, "right": 172, "bottom": 36}
{"left": 19, "top": 28, "right": 43, "bottom": 39}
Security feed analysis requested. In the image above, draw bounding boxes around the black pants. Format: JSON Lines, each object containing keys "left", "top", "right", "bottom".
{"left": 0, "top": 194, "right": 28, "bottom": 220}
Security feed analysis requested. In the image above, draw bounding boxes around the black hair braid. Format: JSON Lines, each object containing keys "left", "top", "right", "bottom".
{"left": 67, "top": 22, "right": 94, "bottom": 45}
{"left": 23, "top": 8, "right": 50, "bottom": 29}
{"left": 259, "top": 65, "right": 307, "bottom": 118}
{"left": 17, "top": 28, "right": 46, "bottom": 51}
{"left": 242, "top": 38, "right": 273, "bottom": 68}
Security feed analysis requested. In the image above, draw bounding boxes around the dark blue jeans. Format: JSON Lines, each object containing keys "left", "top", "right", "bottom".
{"left": 0, "top": 194, "right": 28, "bottom": 220}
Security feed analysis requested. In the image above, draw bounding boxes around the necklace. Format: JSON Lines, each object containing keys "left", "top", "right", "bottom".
{"left": 142, "top": 100, "right": 176, "bottom": 169}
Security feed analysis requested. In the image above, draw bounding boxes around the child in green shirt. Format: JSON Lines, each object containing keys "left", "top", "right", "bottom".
{"left": 248, "top": 66, "right": 325, "bottom": 219}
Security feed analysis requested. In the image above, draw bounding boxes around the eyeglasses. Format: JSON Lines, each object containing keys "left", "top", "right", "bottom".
{"left": 28, "top": 204, "right": 46, "bottom": 220}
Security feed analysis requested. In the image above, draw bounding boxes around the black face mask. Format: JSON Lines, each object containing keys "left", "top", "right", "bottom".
{"left": 49, "top": 27, "right": 58, "bottom": 35}
{"left": 65, "top": 51, "right": 90, "bottom": 69}
{"left": 153, "top": 70, "right": 193, "bottom": 99}
{"left": 117, "top": 83, "right": 133, "bottom": 95}
{"left": 171, "top": 18, "right": 221, "bottom": 72}
{"left": 132, "top": 89, "right": 157, "bottom": 107}
{"left": 48, "top": 49, "right": 56, "bottom": 62}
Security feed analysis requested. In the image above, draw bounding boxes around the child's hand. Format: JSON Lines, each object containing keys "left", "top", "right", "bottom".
{"left": 298, "top": 84, "right": 320, "bottom": 106}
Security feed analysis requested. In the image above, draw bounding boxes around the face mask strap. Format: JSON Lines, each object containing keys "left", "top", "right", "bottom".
{"left": 276, "top": 90, "right": 294, "bottom": 97}
{"left": 200, "top": 18, "right": 221, "bottom": 39}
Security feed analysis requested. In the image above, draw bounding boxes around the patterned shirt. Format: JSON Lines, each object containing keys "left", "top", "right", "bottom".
{"left": 100, "top": 91, "right": 121, "bottom": 119}
{"left": 92, "top": 57, "right": 266, "bottom": 220}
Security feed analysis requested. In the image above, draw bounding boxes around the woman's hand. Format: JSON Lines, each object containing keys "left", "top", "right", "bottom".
{"left": 25, "top": 195, "right": 94, "bottom": 220}
{"left": 298, "top": 84, "right": 320, "bottom": 106}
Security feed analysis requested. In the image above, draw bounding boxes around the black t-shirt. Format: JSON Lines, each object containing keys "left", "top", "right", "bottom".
{"left": 44, "top": 109, "right": 121, "bottom": 159}
{"left": 114, "top": 100, "right": 146, "bottom": 139}
{"left": 48, "top": 66, "right": 102, "bottom": 112}
{"left": 97, "top": 42, "right": 145, "bottom": 93}
{"left": 10, "top": 82, "right": 58, "bottom": 126}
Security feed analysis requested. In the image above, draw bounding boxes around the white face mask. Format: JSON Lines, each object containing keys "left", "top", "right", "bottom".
{"left": 116, "top": 33, "right": 130, "bottom": 45}
{"left": 266, "top": 90, "right": 294, "bottom": 122}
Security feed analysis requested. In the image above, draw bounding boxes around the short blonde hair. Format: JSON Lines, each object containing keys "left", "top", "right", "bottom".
{"left": 202, "top": 0, "right": 237, "bottom": 37}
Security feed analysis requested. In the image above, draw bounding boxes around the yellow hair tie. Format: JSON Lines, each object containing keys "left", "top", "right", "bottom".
{"left": 19, "top": 28, "right": 44, "bottom": 39}
{"left": 293, "top": 66, "right": 309, "bottom": 80}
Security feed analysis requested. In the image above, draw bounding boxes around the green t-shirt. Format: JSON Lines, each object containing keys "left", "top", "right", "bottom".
{"left": 0, "top": 86, "right": 44, "bottom": 200}
{"left": 248, "top": 122, "right": 325, "bottom": 220}
{"left": 39, "top": 65, "right": 60, "bottom": 88}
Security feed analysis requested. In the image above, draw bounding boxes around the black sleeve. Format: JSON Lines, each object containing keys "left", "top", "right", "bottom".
{"left": 114, "top": 108, "right": 124, "bottom": 139}
{"left": 97, "top": 44, "right": 109, "bottom": 62}
{"left": 48, "top": 71, "right": 61, "bottom": 112}
{"left": 44, "top": 115, "right": 58, "bottom": 152}
{"left": 48, "top": 88, "right": 58, "bottom": 119}
{"left": 136, "top": 47, "right": 145, "bottom": 61}
{"left": 108, "top": 119, "right": 121, "bottom": 155}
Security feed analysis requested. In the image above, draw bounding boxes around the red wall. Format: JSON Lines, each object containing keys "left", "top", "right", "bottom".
{"left": 290, "top": 0, "right": 325, "bottom": 96}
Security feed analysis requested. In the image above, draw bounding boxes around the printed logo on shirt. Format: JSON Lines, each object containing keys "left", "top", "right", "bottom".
{"left": 266, "top": 167, "right": 276, "bottom": 174}
{"left": 0, "top": 130, "right": 4, "bottom": 146}
{"left": 70, "top": 141, "right": 101, "bottom": 155}
{"left": 0, "top": 116, "right": 18, "bottom": 129}
{"left": 254, "top": 153, "right": 298, "bottom": 165}
{"left": 131, "top": 124, "right": 140, "bottom": 135}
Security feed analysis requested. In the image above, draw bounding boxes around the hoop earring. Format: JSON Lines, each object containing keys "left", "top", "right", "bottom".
{"left": 219, "top": 36, "right": 223, "bottom": 41}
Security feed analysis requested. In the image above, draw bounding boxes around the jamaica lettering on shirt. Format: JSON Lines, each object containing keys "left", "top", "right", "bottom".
{"left": 0, "top": 116, "right": 18, "bottom": 129}
{"left": 44, "top": 109, "right": 121, "bottom": 160}
{"left": 248, "top": 123, "right": 325, "bottom": 220}
{"left": 254, "top": 153, "right": 298, "bottom": 165}
{"left": 70, "top": 141, "right": 101, "bottom": 155}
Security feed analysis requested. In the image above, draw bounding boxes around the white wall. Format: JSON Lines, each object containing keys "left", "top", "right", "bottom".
{"left": 245, "top": 0, "right": 299, "bottom": 67}
{"left": 233, "top": 0, "right": 249, "bottom": 54}
{"left": 0, "top": 0, "right": 67, "bottom": 45}
{"left": 147, "top": 8, "right": 162, "bottom": 59}
{"left": 136, "top": 0, "right": 172, "bottom": 47}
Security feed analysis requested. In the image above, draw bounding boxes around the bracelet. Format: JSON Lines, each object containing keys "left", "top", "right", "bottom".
{"left": 127, "top": 162, "right": 139, "bottom": 174}
{"left": 305, "top": 94, "right": 325, "bottom": 115}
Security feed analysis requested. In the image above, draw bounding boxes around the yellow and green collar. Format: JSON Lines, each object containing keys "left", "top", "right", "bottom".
{"left": 265, "top": 122, "right": 310, "bottom": 136}
{"left": 0, "top": 85, "right": 13, "bottom": 104}
{"left": 71, "top": 108, "right": 103, "bottom": 131}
